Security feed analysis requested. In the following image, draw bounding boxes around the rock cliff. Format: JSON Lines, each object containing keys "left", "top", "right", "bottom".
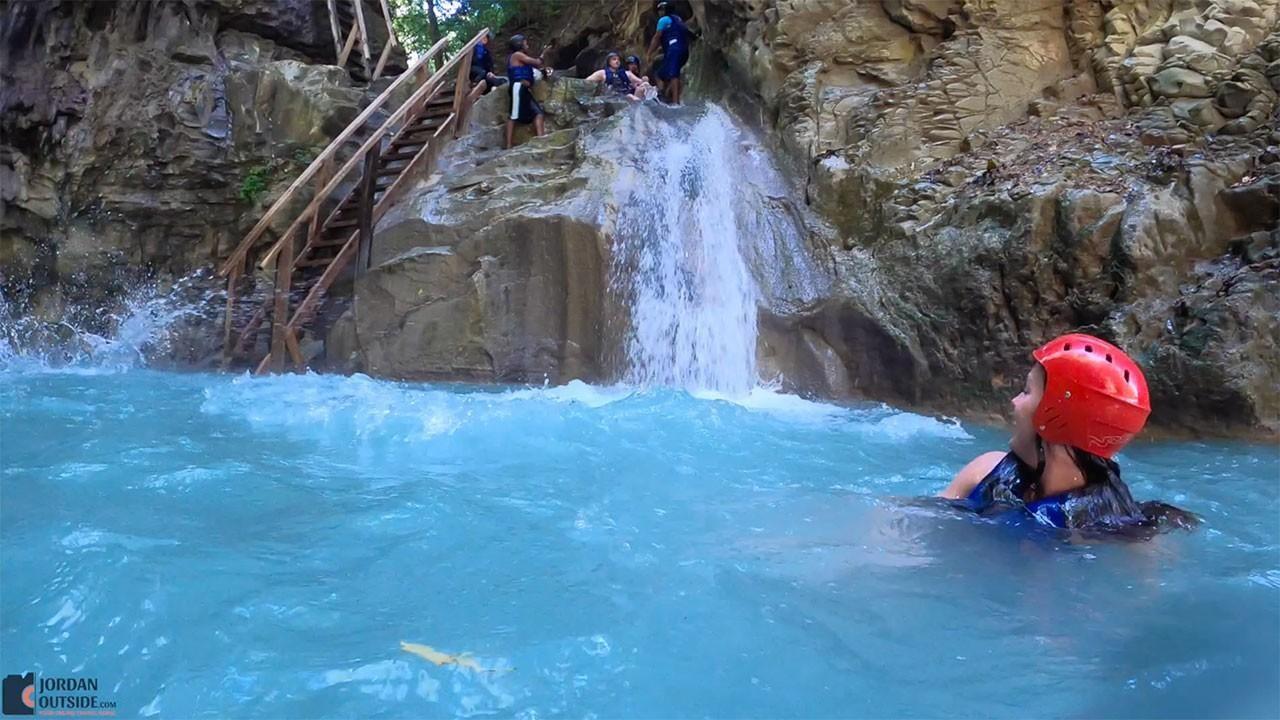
{"left": 469, "top": 0, "right": 1277, "bottom": 435}
{"left": 0, "top": 0, "right": 398, "bottom": 335}
{"left": 3, "top": 0, "right": 1276, "bottom": 437}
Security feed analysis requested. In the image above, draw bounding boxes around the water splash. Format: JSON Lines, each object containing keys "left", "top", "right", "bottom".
{"left": 0, "top": 270, "right": 219, "bottom": 372}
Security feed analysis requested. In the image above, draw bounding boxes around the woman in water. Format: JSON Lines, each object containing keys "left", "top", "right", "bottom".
{"left": 940, "top": 333, "right": 1197, "bottom": 534}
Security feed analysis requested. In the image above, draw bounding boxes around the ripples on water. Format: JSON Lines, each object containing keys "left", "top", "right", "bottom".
{"left": 2, "top": 369, "right": 1277, "bottom": 718}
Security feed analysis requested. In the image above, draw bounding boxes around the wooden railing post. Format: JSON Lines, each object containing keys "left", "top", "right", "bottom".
{"left": 352, "top": 0, "right": 372, "bottom": 77}
{"left": 357, "top": 144, "right": 380, "bottom": 273}
{"left": 221, "top": 258, "right": 242, "bottom": 366}
{"left": 326, "top": 0, "right": 342, "bottom": 62}
{"left": 452, "top": 45, "right": 474, "bottom": 136}
{"left": 264, "top": 225, "right": 297, "bottom": 374}
{"left": 373, "top": 0, "right": 399, "bottom": 80}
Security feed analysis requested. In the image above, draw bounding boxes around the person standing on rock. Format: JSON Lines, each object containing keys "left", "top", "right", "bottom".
{"left": 939, "top": 333, "right": 1197, "bottom": 536}
{"left": 585, "top": 52, "right": 645, "bottom": 101}
{"left": 468, "top": 31, "right": 507, "bottom": 100}
{"left": 505, "top": 34, "right": 553, "bottom": 149}
{"left": 647, "top": 1, "right": 690, "bottom": 105}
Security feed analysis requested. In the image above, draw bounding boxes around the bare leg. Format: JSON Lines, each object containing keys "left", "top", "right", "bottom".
{"left": 672, "top": 78, "right": 682, "bottom": 105}
{"left": 534, "top": 115, "right": 545, "bottom": 137}
{"left": 505, "top": 119, "right": 515, "bottom": 149}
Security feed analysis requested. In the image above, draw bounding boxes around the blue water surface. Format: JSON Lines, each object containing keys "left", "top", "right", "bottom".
{"left": 2, "top": 369, "right": 1277, "bottom": 718}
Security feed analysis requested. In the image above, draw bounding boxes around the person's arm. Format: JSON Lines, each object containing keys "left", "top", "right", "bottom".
{"left": 626, "top": 70, "right": 643, "bottom": 88}
{"left": 938, "top": 451, "right": 1005, "bottom": 499}
{"left": 647, "top": 20, "right": 665, "bottom": 57}
{"left": 585, "top": 69, "right": 605, "bottom": 83}
{"left": 514, "top": 50, "right": 543, "bottom": 69}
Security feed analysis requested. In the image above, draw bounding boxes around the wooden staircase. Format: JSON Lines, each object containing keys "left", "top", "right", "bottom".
{"left": 327, "top": 0, "right": 401, "bottom": 83}
{"left": 217, "top": 30, "right": 485, "bottom": 374}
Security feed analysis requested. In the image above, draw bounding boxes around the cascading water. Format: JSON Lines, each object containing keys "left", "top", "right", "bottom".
{"left": 606, "top": 104, "right": 823, "bottom": 394}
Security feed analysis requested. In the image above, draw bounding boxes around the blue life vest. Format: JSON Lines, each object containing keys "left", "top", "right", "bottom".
{"left": 605, "top": 66, "right": 632, "bottom": 94}
{"left": 961, "top": 452, "right": 1075, "bottom": 529}
{"left": 508, "top": 59, "right": 534, "bottom": 84}
{"left": 961, "top": 452, "right": 1037, "bottom": 516}
{"left": 960, "top": 452, "right": 1153, "bottom": 531}
{"left": 661, "top": 14, "right": 689, "bottom": 53}
{"left": 473, "top": 43, "right": 494, "bottom": 75}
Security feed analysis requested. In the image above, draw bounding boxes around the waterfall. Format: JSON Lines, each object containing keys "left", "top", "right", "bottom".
{"left": 605, "top": 104, "right": 822, "bottom": 394}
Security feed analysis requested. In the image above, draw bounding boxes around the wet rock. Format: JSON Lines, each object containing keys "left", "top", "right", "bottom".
{"left": 1, "top": 0, "right": 372, "bottom": 330}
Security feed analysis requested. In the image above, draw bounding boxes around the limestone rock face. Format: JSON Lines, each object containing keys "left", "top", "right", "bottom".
{"left": 490, "top": 0, "right": 1279, "bottom": 435}
{"left": 328, "top": 83, "right": 616, "bottom": 382}
{"left": 0, "top": 0, "right": 374, "bottom": 331}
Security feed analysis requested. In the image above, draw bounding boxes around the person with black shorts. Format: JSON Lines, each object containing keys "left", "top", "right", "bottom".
{"left": 505, "top": 34, "right": 552, "bottom": 149}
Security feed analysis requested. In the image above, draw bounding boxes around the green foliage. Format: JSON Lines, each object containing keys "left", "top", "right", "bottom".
{"left": 391, "top": 0, "right": 517, "bottom": 56}
{"left": 239, "top": 165, "right": 271, "bottom": 205}
{"left": 291, "top": 147, "right": 317, "bottom": 167}
{"left": 389, "top": 0, "right": 581, "bottom": 62}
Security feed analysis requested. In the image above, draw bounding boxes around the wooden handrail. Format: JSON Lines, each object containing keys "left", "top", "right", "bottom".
{"left": 217, "top": 34, "right": 451, "bottom": 278}
{"left": 254, "top": 28, "right": 490, "bottom": 270}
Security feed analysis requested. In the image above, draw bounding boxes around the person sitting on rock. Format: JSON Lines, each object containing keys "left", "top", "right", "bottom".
{"left": 468, "top": 30, "right": 507, "bottom": 100}
{"left": 585, "top": 51, "right": 645, "bottom": 101}
{"left": 646, "top": 1, "right": 690, "bottom": 104}
{"left": 505, "top": 34, "right": 553, "bottom": 149}
{"left": 625, "top": 55, "right": 655, "bottom": 98}
{"left": 939, "top": 333, "right": 1197, "bottom": 536}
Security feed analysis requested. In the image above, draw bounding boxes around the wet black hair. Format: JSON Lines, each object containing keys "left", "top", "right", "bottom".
{"left": 625, "top": 54, "right": 641, "bottom": 66}
{"left": 656, "top": 1, "right": 671, "bottom": 14}
{"left": 508, "top": 34, "right": 526, "bottom": 52}
{"left": 1039, "top": 442, "right": 1200, "bottom": 533}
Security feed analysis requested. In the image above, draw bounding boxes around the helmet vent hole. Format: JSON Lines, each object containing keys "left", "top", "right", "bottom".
{"left": 1124, "top": 369, "right": 1130, "bottom": 382}
{"left": 1106, "top": 353, "right": 1113, "bottom": 363}
{"left": 1085, "top": 345, "right": 1093, "bottom": 353}
{"left": 1064, "top": 343, "right": 1072, "bottom": 351}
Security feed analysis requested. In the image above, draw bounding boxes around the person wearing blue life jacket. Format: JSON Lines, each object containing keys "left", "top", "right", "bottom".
{"left": 939, "top": 333, "right": 1197, "bottom": 536}
{"left": 646, "top": 1, "right": 690, "bottom": 104}
{"left": 625, "top": 55, "right": 655, "bottom": 97}
{"left": 505, "top": 34, "right": 553, "bottom": 149}
{"left": 468, "top": 31, "right": 507, "bottom": 98}
{"left": 585, "top": 52, "right": 645, "bottom": 101}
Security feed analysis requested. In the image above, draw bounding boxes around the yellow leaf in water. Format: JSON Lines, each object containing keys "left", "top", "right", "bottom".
{"left": 400, "top": 641, "right": 490, "bottom": 673}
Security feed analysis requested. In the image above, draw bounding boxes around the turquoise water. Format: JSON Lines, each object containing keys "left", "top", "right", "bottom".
{"left": 2, "top": 369, "right": 1278, "bottom": 718}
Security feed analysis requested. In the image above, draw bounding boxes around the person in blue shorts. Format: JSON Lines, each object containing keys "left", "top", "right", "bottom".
{"left": 646, "top": 1, "right": 690, "bottom": 104}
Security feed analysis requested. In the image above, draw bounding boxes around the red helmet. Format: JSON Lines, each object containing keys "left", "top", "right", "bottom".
{"left": 1031, "top": 333, "right": 1151, "bottom": 458}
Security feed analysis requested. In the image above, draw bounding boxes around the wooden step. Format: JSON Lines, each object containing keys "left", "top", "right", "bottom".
{"left": 311, "top": 235, "right": 352, "bottom": 249}
{"left": 296, "top": 255, "right": 336, "bottom": 268}
{"left": 400, "top": 125, "right": 443, "bottom": 139}
{"left": 327, "top": 217, "right": 359, "bottom": 230}
{"left": 381, "top": 149, "right": 423, "bottom": 162}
